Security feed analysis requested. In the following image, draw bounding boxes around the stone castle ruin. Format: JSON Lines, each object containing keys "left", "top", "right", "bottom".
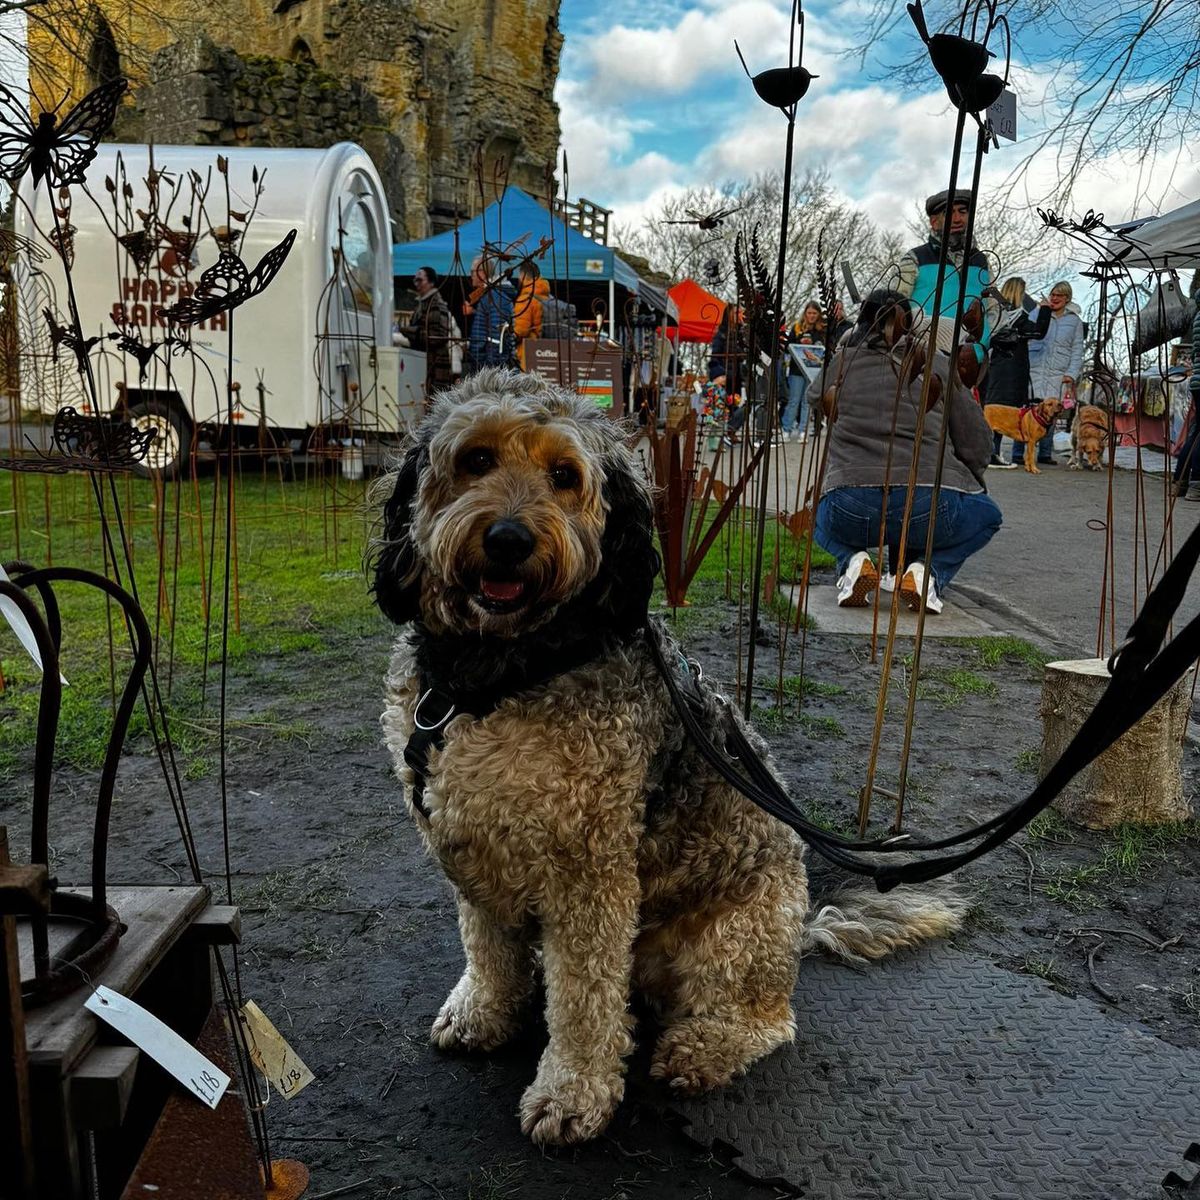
{"left": 31, "top": 0, "right": 563, "bottom": 240}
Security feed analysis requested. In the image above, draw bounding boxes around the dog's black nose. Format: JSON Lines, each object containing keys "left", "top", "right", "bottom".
{"left": 483, "top": 519, "right": 535, "bottom": 566}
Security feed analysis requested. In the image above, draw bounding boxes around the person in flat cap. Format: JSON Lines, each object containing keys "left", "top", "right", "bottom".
{"left": 894, "top": 189, "right": 996, "bottom": 387}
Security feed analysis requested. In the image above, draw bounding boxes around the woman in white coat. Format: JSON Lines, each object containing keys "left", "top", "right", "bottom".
{"left": 1020, "top": 280, "right": 1086, "bottom": 467}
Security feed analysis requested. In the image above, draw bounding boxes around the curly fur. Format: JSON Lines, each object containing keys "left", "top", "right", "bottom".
{"left": 374, "top": 368, "right": 965, "bottom": 1146}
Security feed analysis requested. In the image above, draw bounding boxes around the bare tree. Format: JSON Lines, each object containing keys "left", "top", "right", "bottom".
{"left": 616, "top": 169, "right": 908, "bottom": 320}
{"left": 845, "top": 0, "right": 1200, "bottom": 209}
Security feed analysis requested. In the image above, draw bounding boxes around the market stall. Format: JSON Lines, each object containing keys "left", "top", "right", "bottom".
{"left": 391, "top": 187, "right": 667, "bottom": 342}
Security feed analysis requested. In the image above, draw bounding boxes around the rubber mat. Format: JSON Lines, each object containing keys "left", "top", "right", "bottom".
{"left": 668, "top": 948, "right": 1200, "bottom": 1199}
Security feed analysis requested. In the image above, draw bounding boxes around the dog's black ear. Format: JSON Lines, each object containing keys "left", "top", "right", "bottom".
{"left": 590, "top": 453, "right": 661, "bottom": 635}
{"left": 371, "top": 441, "right": 429, "bottom": 625}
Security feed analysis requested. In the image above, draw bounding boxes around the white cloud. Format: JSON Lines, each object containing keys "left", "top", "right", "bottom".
{"left": 557, "top": 77, "right": 688, "bottom": 205}
{"left": 558, "top": 1, "right": 1200, "bottom": 279}
{"left": 574, "top": 1, "right": 844, "bottom": 105}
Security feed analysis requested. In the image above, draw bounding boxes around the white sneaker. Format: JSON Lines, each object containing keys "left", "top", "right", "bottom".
{"left": 879, "top": 571, "right": 896, "bottom": 593}
{"left": 899, "top": 562, "right": 943, "bottom": 614}
{"left": 836, "top": 551, "right": 879, "bottom": 607}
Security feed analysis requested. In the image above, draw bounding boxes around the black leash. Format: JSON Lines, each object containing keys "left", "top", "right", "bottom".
{"left": 402, "top": 520, "right": 1200, "bottom": 890}
{"left": 648, "top": 514, "right": 1200, "bottom": 891}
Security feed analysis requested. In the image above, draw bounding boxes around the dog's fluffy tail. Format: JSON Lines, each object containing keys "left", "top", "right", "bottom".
{"left": 800, "top": 886, "right": 969, "bottom": 963}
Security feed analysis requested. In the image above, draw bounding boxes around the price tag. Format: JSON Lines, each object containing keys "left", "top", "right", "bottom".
{"left": 986, "top": 88, "right": 1017, "bottom": 142}
{"left": 240, "top": 1000, "right": 314, "bottom": 1100}
{"left": 85, "top": 985, "right": 230, "bottom": 1109}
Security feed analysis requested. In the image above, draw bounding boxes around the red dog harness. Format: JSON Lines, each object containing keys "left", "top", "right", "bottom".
{"left": 1019, "top": 402, "right": 1054, "bottom": 429}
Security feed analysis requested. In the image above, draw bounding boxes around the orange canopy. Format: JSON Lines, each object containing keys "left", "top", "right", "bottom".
{"left": 667, "top": 278, "right": 726, "bottom": 344}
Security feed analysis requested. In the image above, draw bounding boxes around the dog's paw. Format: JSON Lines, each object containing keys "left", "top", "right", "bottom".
{"left": 431, "top": 978, "right": 522, "bottom": 1052}
{"left": 518, "top": 1062, "right": 623, "bottom": 1146}
{"left": 1068, "top": 461, "right": 1082, "bottom": 470}
{"left": 650, "top": 1012, "right": 794, "bottom": 1096}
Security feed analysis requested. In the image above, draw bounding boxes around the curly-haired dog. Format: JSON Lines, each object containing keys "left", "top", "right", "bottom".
{"left": 1068, "top": 404, "right": 1109, "bottom": 470}
{"left": 983, "top": 397, "right": 1063, "bottom": 473}
{"left": 373, "top": 368, "right": 966, "bottom": 1147}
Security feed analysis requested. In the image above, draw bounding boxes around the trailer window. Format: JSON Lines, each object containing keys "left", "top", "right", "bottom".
{"left": 340, "top": 200, "right": 377, "bottom": 313}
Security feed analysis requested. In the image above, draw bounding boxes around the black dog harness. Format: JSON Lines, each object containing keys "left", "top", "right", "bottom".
{"left": 405, "top": 515, "right": 1200, "bottom": 890}
{"left": 403, "top": 632, "right": 624, "bottom": 818}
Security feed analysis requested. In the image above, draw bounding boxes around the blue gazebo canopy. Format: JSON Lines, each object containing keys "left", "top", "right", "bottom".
{"left": 392, "top": 187, "right": 643, "bottom": 291}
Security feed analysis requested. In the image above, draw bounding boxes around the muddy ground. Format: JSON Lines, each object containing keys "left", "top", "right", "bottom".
{"left": 5, "top": 585, "right": 1199, "bottom": 1199}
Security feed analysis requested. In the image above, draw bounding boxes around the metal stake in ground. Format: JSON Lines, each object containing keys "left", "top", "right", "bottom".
{"left": 735, "top": 0, "right": 817, "bottom": 716}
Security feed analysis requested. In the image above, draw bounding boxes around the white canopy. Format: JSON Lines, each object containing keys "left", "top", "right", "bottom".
{"left": 1103, "top": 197, "right": 1200, "bottom": 270}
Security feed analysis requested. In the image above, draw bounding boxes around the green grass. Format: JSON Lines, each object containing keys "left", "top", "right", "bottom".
{"left": 1035, "top": 818, "right": 1200, "bottom": 910}
{"left": 924, "top": 666, "right": 998, "bottom": 708}
{"left": 963, "top": 635, "right": 1049, "bottom": 671}
{"left": 1100, "top": 819, "right": 1200, "bottom": 879}
{"left": 1025, "top": 808, "right": 1070, "bottom": 842}
{"left": 780, "top": 674, "right": 847, "bottom": 701}
{"left": 0, "top": 471, "right": 376, "bottom": 775}
{"left": 662, "top": 510, "right": 834, "bottom": 593}
{"left": 1021, "top": 954, "right": 1070, "bottom": 991}
{"left": 1015, "top": 748, "right": 1041, "bottom": 776}
{"left": 797, "top": 712, "right": 846, "bottom": 739}
{"left": 797, "top": 797, "right": 859, "bottom": 838}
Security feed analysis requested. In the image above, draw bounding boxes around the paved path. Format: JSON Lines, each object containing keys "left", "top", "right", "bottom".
{"left": 680, "top": 432, "right": 1200, "bottom": 656}
{"left": 966, "top": 457, "right": 1200, "bottom": 654}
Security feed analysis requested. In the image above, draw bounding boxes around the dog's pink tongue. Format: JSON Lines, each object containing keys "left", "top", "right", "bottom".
{"left": 481, "top": 579, "right": 524, "bottom": 602}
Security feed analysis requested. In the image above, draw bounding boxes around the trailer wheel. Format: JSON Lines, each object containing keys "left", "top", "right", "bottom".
{"left": 128, "top": 400, "right": 192, "bottom": 480}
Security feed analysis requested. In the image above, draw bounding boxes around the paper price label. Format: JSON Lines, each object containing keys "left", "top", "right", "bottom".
{"left": 0, "top": 564, "right": 68, "bottom": 685}
{"left": 240, "top": 1000, "right": 314, "bottom": 1100}
{"left": 85, "top": 985, "right": 230, "bottom": 1110}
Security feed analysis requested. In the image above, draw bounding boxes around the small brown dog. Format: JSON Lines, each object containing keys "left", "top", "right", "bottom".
{"left": 1068, "top": 404, "right": 1109, "bottom": 470}
{"left": 983, "top": 397, "right": 1063, "bottom": 473}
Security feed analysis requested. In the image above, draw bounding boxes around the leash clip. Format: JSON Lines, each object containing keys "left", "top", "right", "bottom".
{"left": 413, "top": 688, "right": 456, "bottom": 731}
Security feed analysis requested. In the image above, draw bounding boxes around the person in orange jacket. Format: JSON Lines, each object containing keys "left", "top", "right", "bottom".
{"left": 513, "top": 261, "right": 551, "bottom": 366}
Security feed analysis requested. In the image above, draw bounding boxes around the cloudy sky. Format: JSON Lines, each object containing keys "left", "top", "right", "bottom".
{"left": 556, "top": 0, "right": 1200, "bottom": 250}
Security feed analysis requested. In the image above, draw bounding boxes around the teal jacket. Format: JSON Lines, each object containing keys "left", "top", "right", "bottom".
{"left": 896, "top": 235, "right": 995, "bottom": 363}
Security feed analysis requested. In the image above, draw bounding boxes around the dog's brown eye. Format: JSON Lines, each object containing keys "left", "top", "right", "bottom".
{"left": 460, "top": 447, "right": 495, "bottom": 476}
{"left": 550, "top": 463, "right": 580, "bottom": 490}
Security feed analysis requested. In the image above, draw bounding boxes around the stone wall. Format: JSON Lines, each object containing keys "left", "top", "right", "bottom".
{"left": 120, "top": 35, "right": 409, "bottom": 231}
{"left": 31, "top": 0, "right": 564, "bottom": 242}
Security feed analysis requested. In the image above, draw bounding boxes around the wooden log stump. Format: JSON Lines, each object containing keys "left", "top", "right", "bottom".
{"left": 1040, "top": 657, "right": 1193, "bottom": 828}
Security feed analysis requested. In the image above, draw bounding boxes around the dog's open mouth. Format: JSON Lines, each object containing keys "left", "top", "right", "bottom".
{"left": 475, "top": 575, "right": 529, "bottom": 613}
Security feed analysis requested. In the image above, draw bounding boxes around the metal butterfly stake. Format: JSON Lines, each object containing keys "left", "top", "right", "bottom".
{"left": 0, "top": 78, "right": 131, "bottom": 471}
{"left": 0, "top": 404, "right": 157, "bottom": 474}
{"left": 0, "top": 77, "right": 126, "bottom": 190}
{"left": 165, "top": 227, "right": 298, "bottom": 329}
{"left": 733, "top": 0, "right": 817, "bottom": 716}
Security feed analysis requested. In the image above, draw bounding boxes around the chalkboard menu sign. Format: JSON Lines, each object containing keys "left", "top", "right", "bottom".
{"left": 524, "top": 340, "right": 625, "bottom": 417}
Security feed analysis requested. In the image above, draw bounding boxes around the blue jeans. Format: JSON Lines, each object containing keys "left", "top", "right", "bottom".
{"left": 782, "top": 373, "right": 808, "bottom": 434}
{"left": 815, "top": 486, "right": 1003, "bottom": 591}
{"left": 1174, "top": 413, "right": 1200, "bottom": 483}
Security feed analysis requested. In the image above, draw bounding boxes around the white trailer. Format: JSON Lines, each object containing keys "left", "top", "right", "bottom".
{"left": 15, "top": 141, "right": 423, "bottom": 475}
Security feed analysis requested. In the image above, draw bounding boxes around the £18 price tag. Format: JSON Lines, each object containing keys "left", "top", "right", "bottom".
{"left": 85, "top": 985, "right": 230, "bottom": 1109}
{"left": 239, "top": 1000, "right": 315, "bottom": 1100}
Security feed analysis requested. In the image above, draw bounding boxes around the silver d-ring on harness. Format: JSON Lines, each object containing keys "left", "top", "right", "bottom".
{"left": 413, "top": 688, "right": 456, "bottom": 731}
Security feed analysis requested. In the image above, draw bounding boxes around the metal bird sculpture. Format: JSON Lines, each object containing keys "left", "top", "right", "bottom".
{"left": 907, "top": 0, "right": 1010, "bottom": 115}
{"left": 663, "top": 206, "right": 742, "bottom": 231}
